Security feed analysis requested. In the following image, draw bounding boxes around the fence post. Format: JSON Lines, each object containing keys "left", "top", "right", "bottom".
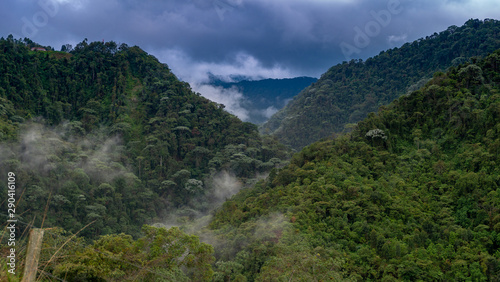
{"left": 22, "top": 228, "right": 44, "bottom": 282}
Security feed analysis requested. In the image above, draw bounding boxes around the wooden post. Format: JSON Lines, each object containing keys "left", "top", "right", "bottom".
{"left": 22, "top": 228, "right": 44, "bottom": 282}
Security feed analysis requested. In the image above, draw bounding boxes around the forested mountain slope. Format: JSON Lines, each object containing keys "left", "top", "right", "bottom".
{"left": 262, "top": 18, "right": 500, "bottom": 149}
{"left": 208, "top": 50, "right": 500, "bottom": 280}
{"left": 0, "top": 36, "right": 290, "bottom": 239}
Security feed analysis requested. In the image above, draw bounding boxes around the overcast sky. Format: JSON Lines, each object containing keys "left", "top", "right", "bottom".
{"left": 1, "top": 0, "right": 499, "bottom": 120}
{"left": 1, "top": 0, "right": 499, "bottom": 81}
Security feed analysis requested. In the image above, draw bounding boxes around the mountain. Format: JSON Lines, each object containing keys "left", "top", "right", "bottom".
{"left": 0, "top": 36, "right": 291, "bottom": 240}
{"left": 207, "top": 49, "right": 500, "bottom": 281}
{"left": 2, "top": 23, "right": 500, "bottom": 281}
{"left": 262, "top": 18, "right": 500, "bottom": 149}
{"left": 210, "top": 76, "right": 317, "bottom": 124}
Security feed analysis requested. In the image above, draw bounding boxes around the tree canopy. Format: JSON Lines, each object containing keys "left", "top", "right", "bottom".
{"left": 262, "top": 18, "right": 500, "bottom": 150}
{"left": 0, "top": 37, "right": 291, "bottom": 239}
{"left": 208, "top": 49, "right": 500, "bottom": 281}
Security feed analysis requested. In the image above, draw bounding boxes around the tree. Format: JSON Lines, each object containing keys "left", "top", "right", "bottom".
{"left": 184, "top": 179, "right": 203, "bottom": 194}
{"left": 458, "top": 64, "right": 484, "bottom": 88}
{"left": 61, "top": 44, "right": 73, "bottom": 52}
{"left": 52, "top": 225, "right": 215, "bottom": 281}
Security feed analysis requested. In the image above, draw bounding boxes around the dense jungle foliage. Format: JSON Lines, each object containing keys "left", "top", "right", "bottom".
{"left": 1, "top": 224, "right": 216, "bottom": 281}
{"left": 262, "top": 18, "right": 500, "bottom": 150}
{"left": 2, "top": 24, "right": 500, "bottom": 281}
{"left": 207, "top": 50, "right": 500, "bottom": 281}
{"left": 0, "top": 36, "right": 291, "bottom": 240}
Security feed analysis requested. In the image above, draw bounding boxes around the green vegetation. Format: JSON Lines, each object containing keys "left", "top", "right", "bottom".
{"left": 208, "top": 50, "right": 500, "bottom": 280}
{"left": 51, "top": 225, "right": 215, "bottom": 281}
{"left": 1, "top": 225, "right": 214, "bottom": 281}
{"left": 0, "top": 36, "right": 291, "bottom": 239}
{"left": 263, "top": 18, "right": 500, "bottom": 149}
{"left": 2, "top": 25, "right": 500, "bottom": 281}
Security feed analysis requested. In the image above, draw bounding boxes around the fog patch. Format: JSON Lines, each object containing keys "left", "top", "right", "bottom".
{"left": 261, "top": 106, "right": 278, "bottom": 119}
{"left": 193, "top": 84, "right": 251, "bottom": 121}
{"left": 253, "top": 212, "right": 289, "bottom": 242}
{"left": 1, "top": 121, "right": 128, "bottom": 183}
{"left": 208, "top": 170, "right": 243, "bottom": 205}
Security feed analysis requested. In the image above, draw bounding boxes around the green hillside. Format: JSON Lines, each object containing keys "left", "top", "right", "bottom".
{"left": 262, "top": 18, "right": 500, "bottom": 150}
{"left": 0, "top": 36, "right": 290, "bottom": 239}
{"left": 208, "top": 50, "right": 500, "bottom": 281}
{"left": 2, "top": 29, "right": 500, "bottom": 281}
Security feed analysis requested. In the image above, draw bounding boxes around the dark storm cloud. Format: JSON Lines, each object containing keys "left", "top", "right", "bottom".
{"left": 1, "top": 0, "right": 499, "bottom": 80}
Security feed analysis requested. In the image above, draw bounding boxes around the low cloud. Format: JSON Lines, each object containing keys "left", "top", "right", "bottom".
{"left": 158, "top": 49, "right": 294, "bottom": 84}
{"left": 261, "top": 106, "right": 279, "bottom": 119}
{"left": 208, "top": 170, "right": 243, "bottom": 205}
{"left": 190, "top": 84, "right": 285, "bottom": 123}
{"left": 254, "top": 212, "right": 289, "bottom": 242}
{"left": 1, "top": 121, "right": 127, "bottom": 182}
{"left": 193, "top": 84, "right": 250, "bottom": 121}
{"left": 157, "top": 49, "right": 294, "bottom": 122}
{"left": 388, "top": 34, "right": 408, "bottom": 45}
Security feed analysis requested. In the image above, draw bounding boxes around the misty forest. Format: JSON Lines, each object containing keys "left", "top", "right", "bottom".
{"left": 1, "top": 18, "right": 500, "bottom": 281}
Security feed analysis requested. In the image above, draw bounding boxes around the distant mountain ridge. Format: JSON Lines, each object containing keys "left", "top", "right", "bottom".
{"left": 210, "top": 76, "right": 317, "bottom": 124}
{"left": 262, "top": 18, "right": 500, "bottom": 149}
